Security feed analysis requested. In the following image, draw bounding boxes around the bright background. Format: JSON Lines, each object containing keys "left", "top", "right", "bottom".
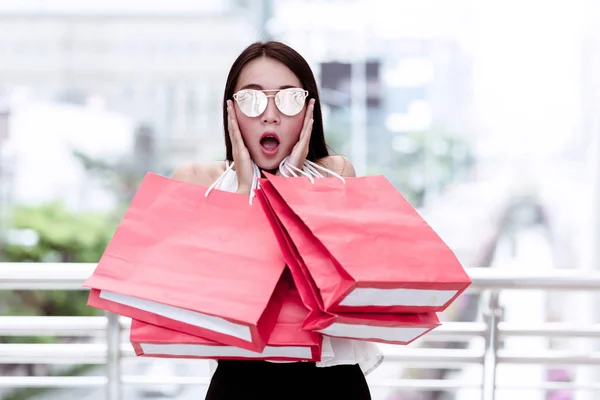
{"left": 1, "top": 1, "right": 599, "bottom": 399}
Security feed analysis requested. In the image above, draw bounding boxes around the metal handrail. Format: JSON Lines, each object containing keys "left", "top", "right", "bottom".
{"left": 0, "top": 317, "right": 488, "bottom": 338}
{"left": 2, "top": 262, "right": 600, "bottom": 290}
{"left": 2, "top": 376, "right": 599, "bottom": 391}
{"left": 2, "top": 262, "right": 600, "bottom": 399}
{"left": 3, "top": 317, "right": 598, "bottom": 339}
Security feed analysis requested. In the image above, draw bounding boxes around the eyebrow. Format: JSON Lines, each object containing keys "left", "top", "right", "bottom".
{"left": 238, "top": 84, "right": 298, "bottom": 90}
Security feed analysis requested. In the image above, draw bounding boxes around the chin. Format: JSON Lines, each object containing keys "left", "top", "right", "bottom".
{"left": 255, "top": 158, "right": 282, "bottom": 173}
{"left": 251, "top": 153, "right": 285, "bottom": 173}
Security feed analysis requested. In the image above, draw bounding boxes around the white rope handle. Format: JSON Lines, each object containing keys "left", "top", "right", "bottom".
{"left": 205, "top": 155, "right": 346, "bottom": 204}
{"left": 288, "top": 164, "right": 315, "bottom": 183}
{"left": 278, "top": 158, "right": 296, "bottom": 177}
{"left": 204, "top": 160, "right": 235, "bottom": 198}
{"left": 278, "top": 156, "right": 346, "bottom": 183}
{"left": 249, "top": 162, "right": 261, "bottom": 205}
{"left": 303, "top": 159, "right": 346, "bottom": 183}
{"left": 277, "top": 158, "right": 304, "bottom": 179}
{"left": 204, "top": 160, "right": 260, "bottom": 205}
{"left": 279, "top": 157, "right": 315, "bottom": 183}
{"left": 302, "top": 162, "right": 325, "bottom": 178}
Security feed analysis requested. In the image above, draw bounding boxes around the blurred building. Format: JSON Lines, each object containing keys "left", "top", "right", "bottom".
{"left": 270, "top": 0, "right": 477, "bottom": 197}
{"left": 0, "top": 104, "right": 13, "bottom": 252}
{"left": 580, "top": 0, "right": 600, "bottom": 158}
{"left": 0, "top": 0, "right": 268, "bottom": 173}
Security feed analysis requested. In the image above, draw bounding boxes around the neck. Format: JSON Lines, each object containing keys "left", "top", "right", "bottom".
{"left": 262, "top": 168, "right": 279, "bottom": 177}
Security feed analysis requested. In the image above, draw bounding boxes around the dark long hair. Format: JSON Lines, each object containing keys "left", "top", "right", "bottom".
{"left": 222, "top": 41, "right": 329, "bottom": 162}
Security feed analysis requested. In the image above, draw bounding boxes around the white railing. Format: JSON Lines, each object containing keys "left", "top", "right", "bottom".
{"left": 1, "top": 263, "right": 600, "bottom": 400}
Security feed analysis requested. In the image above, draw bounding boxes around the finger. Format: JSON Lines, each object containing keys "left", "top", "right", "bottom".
{"left": 227, "top": 108, "right": 232, "bottom": 137}
{"left": 302, "top": 119, "right": 314, "bottom": 146}
{"left": 301, "top": 112, "right": 314, "bottom": 143}
{"left": 298, "top": 102, "right": 313, "bottom": 141}
{"left": 228, "top": 103, "right": 240, "bottom": 136}
{"left": 226, "top": 102, "right": 233, "bottom": 131}
{"left": 289, "top": 118, "right": 312, "bottom": 166}
{"left": 227, "top": 104, "right": 241, "bottom": 145}
{"left": 230, "top": 111, "right": 243, "bottom": 147}
{"left": 228, "top": 107, "right": 250, "bottom": 165}
{"left": 303, "top": 99, "right": 314, "bottom": 128}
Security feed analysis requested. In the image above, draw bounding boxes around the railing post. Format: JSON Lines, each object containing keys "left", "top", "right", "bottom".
{"left": 574, "top": 79, "right": 600, "bottom": 400}
{"left": 482, "top": 290, "right": 502, "bottom": 400}
{"left": 106, "top": 312, "right": 122, "bottom": 400}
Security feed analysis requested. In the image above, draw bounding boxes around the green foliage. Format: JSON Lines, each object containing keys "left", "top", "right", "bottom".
{"left": 0, "top": 127, "right": 148, "bottom": 396}
{"left": 325, "top": 115, "right": 476, "bottom": 207}
{"left": 388, "top": 128, "right": 475, "bottom": 207}
{"left": 1, "top": 202, "right": 119, "bottom": 343}
{"left": 4, "top": 202, "right": 117, "bottom": 263}
{"left": 71, "top": 149, "right": 144, "bottom": 204}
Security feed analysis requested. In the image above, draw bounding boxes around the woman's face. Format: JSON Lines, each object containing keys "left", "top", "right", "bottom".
{"left": 232, "top": 56, "right": 306, "bottom": 171}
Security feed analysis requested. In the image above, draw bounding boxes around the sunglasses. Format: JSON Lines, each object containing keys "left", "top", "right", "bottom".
{"left": 232, "top": 88, "right": 309, "bottom": 117}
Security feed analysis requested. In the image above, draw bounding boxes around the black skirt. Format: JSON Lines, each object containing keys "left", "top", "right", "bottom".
{"left": 205, "top": 360, "right": 372, "bottom": 400}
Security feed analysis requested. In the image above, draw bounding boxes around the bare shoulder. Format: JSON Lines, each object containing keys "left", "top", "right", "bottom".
{"left": 316, "top": 155, "right": 356, "bottom": 178}
{"left": 171, "top": 161, "right": 227, "bottom": 186}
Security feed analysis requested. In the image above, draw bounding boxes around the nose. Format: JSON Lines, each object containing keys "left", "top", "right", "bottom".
{"left": 261, "top": 96, "right": 280, "bottom": 124}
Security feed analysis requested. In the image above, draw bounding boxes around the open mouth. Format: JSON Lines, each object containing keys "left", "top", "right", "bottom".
{"left": 260, "top": 133, "right": 280, "bottom": 154}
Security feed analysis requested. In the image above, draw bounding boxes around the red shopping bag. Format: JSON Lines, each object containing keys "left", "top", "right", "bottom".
{"left": 256, "top": 188, "right": 441, "bottom": 345}
{"left": 306, "top": 312, "right": 439, "bottom": 345}
{"left": 130, "top": 286, "right": 322, "bottom": 362}
{"left": 83, "top": 172, "right": 287, "bottom": 352}
{"left": 259, "top": 173, "right": 471, "bottom": 314}
{"left": 255, "top": 188, "right": 324, "bottom": 321}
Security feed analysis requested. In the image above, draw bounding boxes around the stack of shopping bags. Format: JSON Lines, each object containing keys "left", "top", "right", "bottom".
{"left": 83, "top": 167, "right": 471, "bottom": 362}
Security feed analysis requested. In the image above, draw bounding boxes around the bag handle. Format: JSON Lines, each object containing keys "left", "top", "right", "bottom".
{"left": 204, "top": 160, "right": 235, "bottom": 197}
{"left": 204, "top": 160, "right": 261, "bottom": 205}
{"left": 278, "top": 158, "right": 316, "bottom": 183}
{"left": 249, "top": 162, "right": 261, "bottom": 204}
{"left": 204, "top": 155, "right": 346, "bottom": 204}
{"left": 278, "top": 156, "right": 345, "bottom": 183}
{"left": 302, "top": 162, "right": 325, "bottom": 178}
{"left": 303, "top": 159, "right": 346, "bottom": 183}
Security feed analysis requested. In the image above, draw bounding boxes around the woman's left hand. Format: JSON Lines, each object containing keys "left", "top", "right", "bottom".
{"left": 283, "top": 98, "right": 315, "bottom": 172}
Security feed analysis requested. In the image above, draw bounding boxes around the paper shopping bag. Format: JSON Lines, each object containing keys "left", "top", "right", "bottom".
{"left": 83, "top": 172, "right": 287, "bottom": 352}
{"left": 256, "top": 187, "right": 441, "bottom": 345}
{"left": 259, "top": 173, "right": 471, "bottom": 313}
{"left": 255, "top": 188, "right": 324, "bottom": 323}
{"left": 130, "top": 287, "right": 323, "bottom": 362}
{"left": 305, "top": 310, "right": 440, "bottom": 345}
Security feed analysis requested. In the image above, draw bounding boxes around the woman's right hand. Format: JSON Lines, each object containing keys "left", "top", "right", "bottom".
{"left": 227, "top": 100, "right": 255, "bottom": 196}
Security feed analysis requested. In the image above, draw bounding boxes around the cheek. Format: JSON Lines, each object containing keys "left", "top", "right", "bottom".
{"left": 235, "top": 114, "right": 255, "bottom": 142}
{"left": 284, "top": 115, "right": 305, "bottom": 143}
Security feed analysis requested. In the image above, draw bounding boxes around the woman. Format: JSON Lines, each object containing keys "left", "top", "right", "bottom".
{"left": 173, "top": 41, "right": 382, "bottom": 400}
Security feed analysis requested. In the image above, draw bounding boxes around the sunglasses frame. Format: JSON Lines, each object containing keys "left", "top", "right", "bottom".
{"left": 232, "top": 88, "right": 309, "bottom": 117}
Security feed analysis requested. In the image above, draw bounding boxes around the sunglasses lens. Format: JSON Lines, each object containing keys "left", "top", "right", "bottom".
{"left": 234, "top": 90, "right": 267, "bottom": 117}
{"left": 275, "top": 89, "right": 308, "bottom": 116}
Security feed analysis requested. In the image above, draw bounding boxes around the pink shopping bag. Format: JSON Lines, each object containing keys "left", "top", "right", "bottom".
{"left": 259, "top": 173, "right": 471, "bottom": 313}
{"left": 130, "top": 286, "right": 322, "bottom": 362}
{"left": 84, "top": 172, "right": 287, "bottom": 352}
{"left": 256, "top": 187, "right": 440, "bottom": 345}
